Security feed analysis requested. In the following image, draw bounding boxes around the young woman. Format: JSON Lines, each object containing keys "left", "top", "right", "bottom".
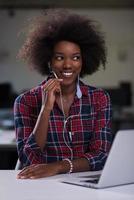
{"left": 14, "top": 9, "right": 112, "bottom": 179}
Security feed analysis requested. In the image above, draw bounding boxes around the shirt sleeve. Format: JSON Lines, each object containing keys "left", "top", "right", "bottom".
{"left": 14, "top": 94, "right": 45, "bottom": 167}
{"left": 82, "top": 89, "right": 113, "bottom": 171}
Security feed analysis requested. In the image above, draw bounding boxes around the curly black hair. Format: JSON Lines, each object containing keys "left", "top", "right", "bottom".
{"left": 18, "top": 9, "right": 107, "bottom": 77}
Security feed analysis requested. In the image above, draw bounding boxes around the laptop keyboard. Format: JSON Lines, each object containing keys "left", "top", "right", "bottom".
{"left": 79, "top": 174, "right": 101, "bottom": 184}
{"left": 79, "top": 174, "right": 101, "bottom": 179}
{"left": 80, "top": 178, "right": 99, "bottom": 184}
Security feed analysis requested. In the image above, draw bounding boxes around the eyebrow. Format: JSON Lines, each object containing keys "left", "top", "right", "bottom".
{"left": 54, "top": 52, "right": 81, "bottom": 55}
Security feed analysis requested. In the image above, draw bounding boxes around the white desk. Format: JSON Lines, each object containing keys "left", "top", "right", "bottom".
{"left": 0, "top": 170, "right": 134, "bottom": 200}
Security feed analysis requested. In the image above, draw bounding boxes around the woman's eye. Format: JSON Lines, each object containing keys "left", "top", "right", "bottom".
{"left": 55, "top": 56, "right": 63, "bottom": 61}
{"left": 73, "top": 55, "right": 81, "bottom": 61}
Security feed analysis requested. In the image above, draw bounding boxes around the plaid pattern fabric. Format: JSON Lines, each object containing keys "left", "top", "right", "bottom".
{"left": 14, "top": 80, "right": 112, "bottom": 170}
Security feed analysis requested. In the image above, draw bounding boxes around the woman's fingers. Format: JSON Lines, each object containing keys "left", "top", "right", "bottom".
{"left": 17, "top": 163, "right": 59, "bottom": 179}
{"left": 42, "top": 79, "right": 63, "bottom": 93}
{"left": 41, "top": 79, "right": 63, "bottom": 107}
{"left": 17, "top": 165, "right": 40, "bottom": 179}
{"left": 43, "top": 79, "right": 55, "bottom": 92}
{"left": 17, "top": 165, "right": 35, "bottom": 178}
{"left": 17, "top": 164, "right": 46, "bottom": 179}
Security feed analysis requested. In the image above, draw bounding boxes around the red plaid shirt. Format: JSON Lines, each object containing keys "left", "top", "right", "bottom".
{"left": 14, "top": 80, "right": 112, "bottom": 170}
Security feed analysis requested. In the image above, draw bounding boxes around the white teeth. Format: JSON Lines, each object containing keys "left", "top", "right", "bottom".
{"left": 63, "top": 72, "right": 73, "bottom": 76}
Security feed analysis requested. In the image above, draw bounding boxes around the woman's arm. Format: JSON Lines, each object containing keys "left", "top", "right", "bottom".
{"left": 17, "top": 157, "right": 90, "bottom": 179}
{"left": 82, "top": 89, "right": 113, "bottom": 171}
{"left": 33, "top": 78, "right": 63, "bottom": 150}
{"left": 14, "top": 78, "right": 62, "bottom": 167}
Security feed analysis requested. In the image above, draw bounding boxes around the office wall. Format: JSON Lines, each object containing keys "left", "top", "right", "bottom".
{"left": 0, "top": 9, "right": 134, "bottom": 106}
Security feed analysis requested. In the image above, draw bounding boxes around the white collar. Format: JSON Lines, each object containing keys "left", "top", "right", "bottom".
{"left": 76, "top": 82, "right": 82, "bottom": 99}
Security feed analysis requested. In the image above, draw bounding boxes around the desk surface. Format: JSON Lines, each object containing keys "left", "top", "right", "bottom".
{"left": 0, "top": 170, "right": 134, "bottom": 200}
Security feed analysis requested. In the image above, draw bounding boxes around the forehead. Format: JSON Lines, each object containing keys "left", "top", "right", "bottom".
{"left": 53, "top": 41, "right": 81, "bottom": 53}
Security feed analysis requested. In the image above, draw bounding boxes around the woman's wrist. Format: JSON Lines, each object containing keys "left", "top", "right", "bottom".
{"left": 63, "top": 159, "right": 73, "bottom": 173}
{"left": 58, "top": 158, "right": 90, "bottom": 174}
{"left": 41, "top": 105, "right": 52, "bottom": 113}
{"left": 57, "top": 159, "right": 73, "bottom": 174}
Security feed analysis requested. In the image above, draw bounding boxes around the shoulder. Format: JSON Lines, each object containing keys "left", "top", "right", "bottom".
{"left": 80, "top": 80, "right": 111, "bottom": 105}
{"left": 14, "top": 80, "right": 46, "bottom": 106}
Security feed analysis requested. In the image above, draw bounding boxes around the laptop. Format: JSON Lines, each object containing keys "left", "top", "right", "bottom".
{"left": 62, "top": 130, "right": 134, "bottom": 189}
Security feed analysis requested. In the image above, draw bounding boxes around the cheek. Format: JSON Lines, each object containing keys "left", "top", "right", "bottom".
{"left": 77, "top": 62, "right": 82, "bottom": 73}
{"left": 51, "top": 61, "right": 63, "bottom": 70}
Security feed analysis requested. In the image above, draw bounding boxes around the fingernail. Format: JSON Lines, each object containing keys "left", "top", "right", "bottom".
{"left": 20, "top": 176, "right": 25, "bottom": 179}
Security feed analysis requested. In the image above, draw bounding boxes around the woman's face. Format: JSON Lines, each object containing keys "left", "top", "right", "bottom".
{"left": 51, "top": 40, "right": 82, "bottom": 87}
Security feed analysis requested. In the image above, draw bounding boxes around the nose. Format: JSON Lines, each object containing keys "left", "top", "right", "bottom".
{"left": 63, "top": 58, "right": 72, "bottom": 69}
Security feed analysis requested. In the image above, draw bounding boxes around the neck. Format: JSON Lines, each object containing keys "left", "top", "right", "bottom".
{"left": 61, "top": 83, "right": 76, "bottom": 96}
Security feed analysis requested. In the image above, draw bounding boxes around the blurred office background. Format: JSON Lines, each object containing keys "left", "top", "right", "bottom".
{"left": 0, "top": 0, "right": 134, "bottom": 169}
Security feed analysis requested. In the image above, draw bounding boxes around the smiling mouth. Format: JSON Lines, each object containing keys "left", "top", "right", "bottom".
{"left": 62, "top": 72, "right": 73, "bottom": 77}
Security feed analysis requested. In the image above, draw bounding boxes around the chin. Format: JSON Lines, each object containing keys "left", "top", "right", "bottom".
{"left": 61, "top": 78, "right": 76, "bottom": 87}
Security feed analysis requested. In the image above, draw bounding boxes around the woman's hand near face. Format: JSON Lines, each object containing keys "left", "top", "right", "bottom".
{"left": 42, "top": 78, "right": 63, "bottom": 111}
{"left": 17, "top": 163, "right": 62, "bottom": 179}
{"left": 32, "top": 78, "right": 62, "bottom": 150}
